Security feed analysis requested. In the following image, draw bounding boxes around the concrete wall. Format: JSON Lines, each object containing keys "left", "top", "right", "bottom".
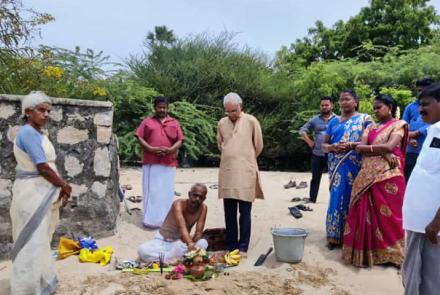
{"left": 0, "top": 94, "right": 120, "bottom": 259}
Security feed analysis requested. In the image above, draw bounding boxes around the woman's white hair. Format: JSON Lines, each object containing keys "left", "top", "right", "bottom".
{"left": 21, "top": 91, "right": 52, "bottom": 115}
{"left": 223, "top": 92, "right": 242, "bottom": 106}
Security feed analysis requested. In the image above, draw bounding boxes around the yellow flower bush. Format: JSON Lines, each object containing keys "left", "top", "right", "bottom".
{"left": 43, "top": 66, "right": 64, "bottom": 79}
{"left": 92, "top": 87, "right": 107, "bottom": 97}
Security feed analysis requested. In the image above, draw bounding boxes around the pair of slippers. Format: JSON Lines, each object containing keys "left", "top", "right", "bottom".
{"left": 283, "top": 180, "right": 308, "bottom": 189}
{"left": 127, "top": 196, "right": 142, "bottom": 203}
{"left": 209, "top": 184, "right": 219, "bottom": 189}
{"left": 288, "top": 204, "right": 313, "bottom": 219}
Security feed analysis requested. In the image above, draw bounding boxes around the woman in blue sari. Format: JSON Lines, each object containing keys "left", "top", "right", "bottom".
{"left": 322, "top": 90, "right": 372, "bottom": 249}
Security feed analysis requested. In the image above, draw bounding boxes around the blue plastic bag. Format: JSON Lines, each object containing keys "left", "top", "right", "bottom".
{"left": 78, "top": 236, "right": 98, "bottom": 250}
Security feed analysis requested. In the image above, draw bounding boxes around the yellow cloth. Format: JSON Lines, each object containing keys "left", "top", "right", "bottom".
{"left": 217, "top": 112, "right": 264, "bottom": 202}
{"left": 79, "top": 246, "right": 113, "bottom": 266}
{"left": 58, "top": 237, "right": 81, "bottom": 260}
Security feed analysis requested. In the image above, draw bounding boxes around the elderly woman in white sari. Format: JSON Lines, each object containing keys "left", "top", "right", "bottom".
{"left": 10, "top": 91, "right": 72, "bottom": 295}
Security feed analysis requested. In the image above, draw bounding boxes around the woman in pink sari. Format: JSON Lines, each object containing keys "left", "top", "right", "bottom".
{"left": 342, "top": 94, "right": 408, "bottom": 267}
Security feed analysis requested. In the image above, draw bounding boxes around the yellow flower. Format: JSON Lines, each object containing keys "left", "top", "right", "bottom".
{"left": 43, "top": 66, "right": 64, "bottom": 79}
{"left": 92, "top": 87, "right": 107, "bottom": 97}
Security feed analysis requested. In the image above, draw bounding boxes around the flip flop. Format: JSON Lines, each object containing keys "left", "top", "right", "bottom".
{"left": 174, "top": 191, "right": 182, "bottom": 196}
{"left": 290, "top": 197, "right": 301, "bottom": 202}
{"left": 130, "top": 207, "right": 142, "bottom": 211}
{"left": 296, "top": 204, "right": 313, "bottom": 212}
{"left": 127, "top": 196, "right": 137, "bottom": 203}
{"left": 284, "top": 180, "right": 297, "bottom": 189}
{"left": 209, "top": 184, "right": 219, "bottom": 189}
{"left": 296, "top": 181, "right": 308, "bottom": 189}
{"left": 135, "top": 196, "right": 143, "bottom": 203}
{"left": 288, "top": 206, "right": 303, "bottom": 219}
{"left": 121, "top": 184, "right": 133, "bottom": 191}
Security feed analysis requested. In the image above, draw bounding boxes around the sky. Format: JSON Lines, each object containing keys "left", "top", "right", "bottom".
{"left": 27, "top": 0, "right": 440, "bottom": 63}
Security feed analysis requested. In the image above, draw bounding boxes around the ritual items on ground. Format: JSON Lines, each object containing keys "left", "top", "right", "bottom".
{"left": 118, "top": 248, "right": 241, "bottom": 281}
{"left": 56, "top": 236, "right": 114, "bottom": 266}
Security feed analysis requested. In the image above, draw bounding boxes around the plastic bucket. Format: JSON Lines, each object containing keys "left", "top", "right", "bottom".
{"left": 271, "top": 228, "right": 308, "bottom": 263}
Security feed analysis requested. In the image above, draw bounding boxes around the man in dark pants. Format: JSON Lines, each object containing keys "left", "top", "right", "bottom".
{"left": 299, "top": 96, "right": 335, "bottom": 203}
{"left": 402, "top": 77, "right": 434, "bottom": 181}
{"left": 217, "top": 92, "right": 264, "bottom": 257}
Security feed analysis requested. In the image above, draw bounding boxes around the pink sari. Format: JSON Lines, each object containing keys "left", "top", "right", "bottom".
{"left": 342, "top": 119, "right": 407, "bottom": 267}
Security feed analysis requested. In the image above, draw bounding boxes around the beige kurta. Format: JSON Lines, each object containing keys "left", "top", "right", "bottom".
{"left": 217, "top": 112, "right": 264, "bottom": 202}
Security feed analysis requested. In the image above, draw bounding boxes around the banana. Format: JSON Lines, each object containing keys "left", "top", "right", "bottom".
{"left": 224, "top": 250, "right": 241, "bottom": 266}
{"left": 224, "top": 254, "right": 232, "bottom": 265}
{"left": 229, "top": 254, "right": 241, "bottom": 260}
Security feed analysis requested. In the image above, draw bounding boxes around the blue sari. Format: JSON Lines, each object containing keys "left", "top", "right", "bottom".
{"left": 325, "top": 113, "right": 372, "bottom": 245}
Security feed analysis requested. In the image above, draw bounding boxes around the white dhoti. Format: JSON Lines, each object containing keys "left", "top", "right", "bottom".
{"left": 138, "top": 232, "right": 208, "bottom": 263}
{"left": 142, "top": 164, "right": 176, "bottom": 228}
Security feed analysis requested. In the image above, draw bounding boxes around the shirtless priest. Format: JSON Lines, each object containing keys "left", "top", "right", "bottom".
{"left": 138, "top": 183, "right": 208, "bottom": 263}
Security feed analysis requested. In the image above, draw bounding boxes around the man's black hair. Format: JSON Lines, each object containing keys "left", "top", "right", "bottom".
{"left": 415, "top": 77, "right": 434, "bottom": 88}
{"left": 153, "top": 96, "right": 169, "bottom": 106}
{"left": 420, "top": 83, "right": 440, "bottom": 102}
{"left": 320, "top": 96, "right": 333, "bottom": 102}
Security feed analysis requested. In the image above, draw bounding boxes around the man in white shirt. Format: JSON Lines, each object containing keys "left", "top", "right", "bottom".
{"left": 402, "top": 83, "right": 440, "bottom": 295}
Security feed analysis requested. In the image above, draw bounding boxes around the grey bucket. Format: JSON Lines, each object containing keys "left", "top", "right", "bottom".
{"left": 271, "top": 228, "right": 308, "bottom": 263}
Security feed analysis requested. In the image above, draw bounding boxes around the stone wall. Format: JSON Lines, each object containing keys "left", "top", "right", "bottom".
{"left": 0, "top": 94, "right": 120, "bottom": 259}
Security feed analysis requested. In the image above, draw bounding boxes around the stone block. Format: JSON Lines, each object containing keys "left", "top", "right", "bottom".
{"left": 70, "top": 183, "right": 88, "bottom": 197}
{"left": 64, "top": 156, "right": 84, "bottom": 177}
{"left": 0, "top": 104, "right": 15, "bottom": 119}
{"left": 97, "top": 126, "right": 112, "bottom": 144}
{"left": 92, "top": 181, "right": 107, "bottom": 198}
{"left": 94, "top": 147, "right": 111, "bottom": 177}
{"left": 57, "top": 126, "right": 89, "bottom": 145}
{"left": 94, "top": 111, "right": 113, "bottom": 126}
{"left": 50, "top": 107, "right": 63, "bottom": 122}
{"left": 66, "top": 112, "right": 86, "bottom": 123}
{"left": 0, "top": 179, "right": 12, "bottom": 201}
{"left": 7, "top": 125, "right": 21, "bottom": 142}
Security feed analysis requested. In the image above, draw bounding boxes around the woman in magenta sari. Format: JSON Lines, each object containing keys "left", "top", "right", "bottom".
{"left": 342, "top": 94, "right": 408, "bottom": 267}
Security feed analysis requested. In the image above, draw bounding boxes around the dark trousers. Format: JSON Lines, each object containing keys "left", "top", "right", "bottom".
{"left": 223, "top": 198, "right": 252, "bottom": 252}
{"left": 404, "top": 153, "right": 419, "bottom": 182}
{"left": 310, "top": 154, "right": 327, "bottom": 203}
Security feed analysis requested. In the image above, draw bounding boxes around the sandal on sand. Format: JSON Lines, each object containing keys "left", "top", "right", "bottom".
{"left": 130, "top": 207, "right": 141, "bottom": 211}
{"left": 296, "top": 204, "right": 313, "bottom": 212}
{"left": 174, "top": 191, "right": 182, "bottom": 196}
{"left": 121, "top": 184, "right": 133, "bottom": 191}
{"left": 127, "top": 196, "right": 137, "bottom": 203}
{"left": 209, "top": 184, "right": 219, "bottom": 189}
{"left": 288, "top": 206, "right": 303, "bottom": 219}
{"left": 290, "top": 197, "right": 301, "bottom": 202}
{"left": 135, "top": 196, "right": 143, "bottom": 203}
{"left": 284, "top": 180, "right": 297, "bottom": 189}
{"left": 296, "top": 181, "right": 308, "bottom": 189}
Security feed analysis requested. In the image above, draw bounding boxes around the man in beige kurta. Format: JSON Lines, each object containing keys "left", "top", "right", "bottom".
{"left": 217, "top": 92, "right": 264, "bottom": 255}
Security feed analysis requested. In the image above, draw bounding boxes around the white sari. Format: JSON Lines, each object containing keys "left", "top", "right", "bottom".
{"left": 10, "top": 132, "right": 61, "bottom": 295}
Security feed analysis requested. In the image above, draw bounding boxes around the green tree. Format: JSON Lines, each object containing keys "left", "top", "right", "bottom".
{"left": 0, "top": 0, "right": 54, "bottom": 48}
{"left": 277, "top": 0, "right": 439, "bottom": 67}
{"left": 145, "top": 25, "right": 176, "bottom": 48}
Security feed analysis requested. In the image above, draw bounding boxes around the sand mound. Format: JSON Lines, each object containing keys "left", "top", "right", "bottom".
{"left": 56, "top": 261, "right": 350, "bottom": 295}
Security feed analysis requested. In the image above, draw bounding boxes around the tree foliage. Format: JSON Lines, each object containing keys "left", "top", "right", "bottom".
{"left": 0, "top": 0, "right": 54, "bottom": 48}
{"left": 277, "top": 0, "right": 439, "bottom": 68}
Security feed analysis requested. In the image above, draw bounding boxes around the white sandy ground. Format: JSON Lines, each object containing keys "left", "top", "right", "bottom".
{"left": 0, "top": 167, "right": 404, "bottom": 295}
